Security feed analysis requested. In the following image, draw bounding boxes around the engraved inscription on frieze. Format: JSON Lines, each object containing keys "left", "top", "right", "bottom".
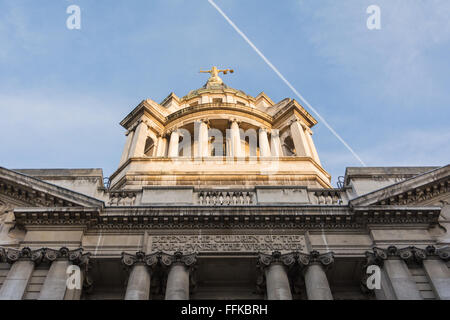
{"left": 149, "top": 235, "right": 305, "bottom": 253}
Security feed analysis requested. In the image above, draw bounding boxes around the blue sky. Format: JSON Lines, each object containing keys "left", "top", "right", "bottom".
{"left": 0, "top": 0, "right": 449, "bottom": 186}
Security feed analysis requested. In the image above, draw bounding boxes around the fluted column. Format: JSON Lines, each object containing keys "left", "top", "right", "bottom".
{"left": 0, "top": 248, "right": 38, "bottom": 300}
{"left": 230, "top": 120, "right": 243, "bottom": 157}
{"left": 119, "top": 130, "right": 134, "bottom": 166}
{"left": 122, "top": 251, "right": 158, "bottom": 300}
{"left": 258, "top": 251, "right": 295, "bottom": 300}
{"left": 128, "top": 120, "right": 149, "bottom": 158}
{"left": 39, "top": 248, "right": 90, "bottom": 300}
{"left": 290, "top": 120, "right": 312, "bottom": 157}
{"left": 161, "top": 252, "right": 197, "bottom": 300}
{"left": 168, "top": 129, "right": 180, "bottom": 158}
{"left": 259, "top": 128, "right": 271, "bottom": 157}
{"left": 298, "top": 251, "right": 334, "bottom": 300}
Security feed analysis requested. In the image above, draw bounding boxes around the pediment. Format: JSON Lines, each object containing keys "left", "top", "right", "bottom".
{"left": 349, "top": 165, "right": 450, "bottom": 207}
{"left": 0, "top": 167, "right": 104, "bottom": 208}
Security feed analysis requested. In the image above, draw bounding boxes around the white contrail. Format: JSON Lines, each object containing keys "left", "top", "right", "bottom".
{"left": 207, "top": 0, "right": 366, "bottom": 166}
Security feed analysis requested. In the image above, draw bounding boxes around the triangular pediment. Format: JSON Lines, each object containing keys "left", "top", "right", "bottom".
{"left": 0, "top": 167, "right": 104, "bottom": 208}
{"left": 349, "top": 165, "right": 450, "bottom": 207}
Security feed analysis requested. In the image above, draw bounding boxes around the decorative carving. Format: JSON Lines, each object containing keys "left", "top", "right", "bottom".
{"left": 297, "top": 250, "right": 334, "bottom": 268}
{"left": 375, "top": 179, "right": 449, "bottom": 206}
{"left": 258, "top": 251, "right": 296, "bottom": 268}
{"left": 14, "top": 206, "right": 440, "bottom": 230}
{"left": 197, "top": 191, "right": 254, "bottom": 205}
{"left": 108, "top": 191, "right": 137, "bottom": 206}
{"left": 386, "top": 246, "right": 428, "bottom": 264}
{"left": 425, "top": 245, "right": 450, "bottom": 261}
{"left": 160, "top": 251, "right": 197, "bottom": 268}
{"left": 365, "top": 245, "right": 449, "bottom": 266}
{"left": 364, "top": 247, "right": 388, "bottom": 267}
{"left": 121, "top": 251, "right": 159, "bottom": 268}
{"left": 0, "top": 247, "right": 91, "bottom": 267}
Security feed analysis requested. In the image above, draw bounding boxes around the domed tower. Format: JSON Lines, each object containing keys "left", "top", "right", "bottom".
{"left": 109, "top": 67, "right": 331, "bottom": 191}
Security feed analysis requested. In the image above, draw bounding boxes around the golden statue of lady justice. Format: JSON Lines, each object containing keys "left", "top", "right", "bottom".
{"left": 200, "top": 66, "right": 234, "bottom": 85}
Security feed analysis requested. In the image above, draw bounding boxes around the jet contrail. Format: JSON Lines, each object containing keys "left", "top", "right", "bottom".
{"left": 207, "top": 0, "right": 366, "bottom": 166}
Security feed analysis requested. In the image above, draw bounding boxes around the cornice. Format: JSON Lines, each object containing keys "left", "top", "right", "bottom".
{"left": 0, "top": 167, "right": 104, "bottom": 208}
{"left": 13, "top": 205, "right": 440, "bottom": 230}
{"left": 349, "top": 165, "right": 450, "bottom": 207}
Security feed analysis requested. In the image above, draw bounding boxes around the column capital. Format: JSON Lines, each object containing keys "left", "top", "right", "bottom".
{"left": 364, "top": 247, "right": 388, "bottom": 267}
{"left": 0, "top": 247, "right": 90, "bottom": 266}
{"left": 298, "top": 250, "right": 334, "bottom": 268}
{"left": 426, "top": 245, "right": 450, "bottom": 261}
{"left": 258, "top": 251, "right": 296, "bottom": 269}
{"left": 121, "top": 251, "right": 159, "bottom": 268}
{"left": 160, "top": 251, "right": 197, "bottom": 268}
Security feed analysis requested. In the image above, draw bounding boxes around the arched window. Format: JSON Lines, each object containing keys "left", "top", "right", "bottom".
{"left": 283, "top": 136, "right": 296, "bottom": 156}
{"left": 144, "top": 137, "right": 155, "bottom": 157}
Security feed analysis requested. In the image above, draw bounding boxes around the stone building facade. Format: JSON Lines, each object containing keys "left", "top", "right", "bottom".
{"left": 0, "top": 70, "right": 449, "bottom": 300}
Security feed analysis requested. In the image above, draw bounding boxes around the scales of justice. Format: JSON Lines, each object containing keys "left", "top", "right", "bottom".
{"left": 200, "top": 66, "right": 234, "bottom": 85}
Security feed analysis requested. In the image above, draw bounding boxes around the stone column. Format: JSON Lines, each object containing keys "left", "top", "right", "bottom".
{"left": 258, "top": 128, "right": 271, "bottom": 157}
{"left": 423, "top": 259, "right": 450, "bottom": 300}
{"left": 364, "top": 246, "right": 423, "bottom": 300}
{"left": 122, "top": 251, "right": 158, "bottom": 300}
{"left": 230, "top": 120, "right": 243, "bottom": 157}
{"left": 364, "top": 248, "right": 396, "bottom": 300}
{"left": 119, "top": 130, "right": 134, "bottom": 166}
{"left": 383, "top": 259, "right": 422, "bottom": 300}
{"left": 304, "top": 127, "right": 321, "bottom": 165}
{"left": 128, "top": 120, "right": 149, "bottom": 158}
{"left": 258, "top": 251, "right": 295, "bottom": 300}
{"left": 0, "top": 248, "right": 42, "bottom": 300}
{"left": 290, "top": 120, "right": 312, "bottom": 157}
{"left": 298, "top": 251, "right": 334, "bottom": 300}
{"left": 168, "top": 129, "right": 180, "bottom": 158}
{"left": 422, "top": 246, "right": 450, "bottom": 300}
{"left": 38, "top": 248, "right": 90, "bottom": 300}
{"left": 194, "top": 120, "right": 209, "bottom": 158}
{"left": 161, "top": 252, "right": 197, "bottom": 300}
{"left": 156, "top": 135, "right": 168, "bottom": 157}
{"left": 270, "top": 129, "right": 283, "bottom": 157}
